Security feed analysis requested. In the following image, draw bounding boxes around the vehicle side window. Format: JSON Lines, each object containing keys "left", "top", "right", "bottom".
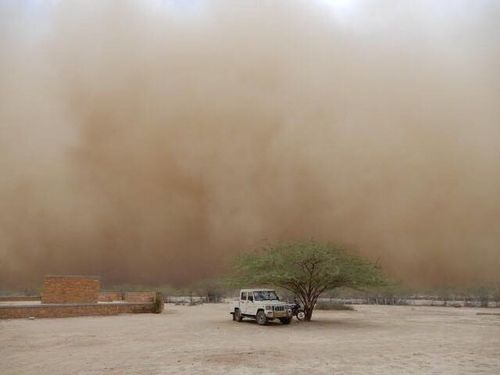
{"left": 248, "top": 294, "right": 254, "bottom": 302}
{"left": 241, "top": 292, "right": 247, "bottom": 301}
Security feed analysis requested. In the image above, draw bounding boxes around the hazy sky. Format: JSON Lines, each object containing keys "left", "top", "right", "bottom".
{"left": 1, "top": 0, "right": 499, "bottom": 288}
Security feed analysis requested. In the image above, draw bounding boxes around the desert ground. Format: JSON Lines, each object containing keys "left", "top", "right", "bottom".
{"left": 1, "top": 304, "right": 499, "bottom": 375}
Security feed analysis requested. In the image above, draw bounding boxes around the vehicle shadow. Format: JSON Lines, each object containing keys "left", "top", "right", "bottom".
{"left": 236, "top": 318, "right": 292, "bottom": 327}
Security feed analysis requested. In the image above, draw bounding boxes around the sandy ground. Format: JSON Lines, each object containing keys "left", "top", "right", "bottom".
{"left": 1, "top": 304, "right": 499, "bottom": 375}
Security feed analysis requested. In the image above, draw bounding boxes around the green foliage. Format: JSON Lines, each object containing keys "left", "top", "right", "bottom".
{"left": 230, "top": 241, "right": 385, "bottom": 290}
{"left": 229, "top": 240, "right": 386, "bottom": 320}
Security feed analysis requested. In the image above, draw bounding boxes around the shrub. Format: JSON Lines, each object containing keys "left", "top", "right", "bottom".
{"left": 315, "top": 301, "right": 355, "bottom": 311}
{"left": 153, "top": 292, "right": 164, "bottom": 313}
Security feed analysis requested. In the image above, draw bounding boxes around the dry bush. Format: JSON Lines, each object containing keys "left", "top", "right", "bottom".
{"left": 315, "top": 301, "right": 355, "bottom": 311}
{"left": 153, "top": 292, "right": 164, "bottom": 313}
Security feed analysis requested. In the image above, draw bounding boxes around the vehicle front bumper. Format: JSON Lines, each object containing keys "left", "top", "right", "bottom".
{"left": 266, "top": 309, "right": 292, "bottom": 318}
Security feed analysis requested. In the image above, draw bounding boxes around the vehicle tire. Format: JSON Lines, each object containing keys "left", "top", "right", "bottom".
{"left": 296, "top": 310, "right": 305, "bottom": 321}
{"left": 279, "top": 317, "right": 291, "bottom": 325}
{"left": 256, "top": 310, "right": 267, "bottom": 325}
{"left": 234, "top": 308, "right": 243, "bottom": 322}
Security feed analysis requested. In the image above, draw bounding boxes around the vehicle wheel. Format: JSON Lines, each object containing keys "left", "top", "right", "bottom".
{"left": 279, "top": 317, "right": 291, "bottom": 325}
{"left": 234, "top": 308, "right": 243, "bottom": 322}
{"left": 256, "top": 310, "right": 267, "bottom": 325}
{"left": 296, "top": 310, "right": 305, "bottom": 321}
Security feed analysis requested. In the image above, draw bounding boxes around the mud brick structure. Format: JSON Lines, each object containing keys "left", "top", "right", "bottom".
{"left": 0, "top": 296, "right": 40, "bottom": 302}
{"left": 97, "top": 291, "right": 157, "bottom": 302}
{"left": 0, "top": 275, "right": 163, "bottom": 319}
{"left": 41, "top": 275, "right": 100, "bottom": 304}
{"left": 125, "top": 292, "right": 156, "bottom": 303}
{"left": 0, "top": 302, "right": 155, "bottom": 319}
{"left": 98, "top": 291, "right": 124, "bottom": 302}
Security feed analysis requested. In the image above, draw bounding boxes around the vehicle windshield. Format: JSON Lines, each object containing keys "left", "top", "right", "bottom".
{"left": 253, "top": 291, "right": 279, "bottom": 301}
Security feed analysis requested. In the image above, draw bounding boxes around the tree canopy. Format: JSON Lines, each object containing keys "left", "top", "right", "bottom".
{"left": 230, "top": 240, "right": 386, "bottom": 320}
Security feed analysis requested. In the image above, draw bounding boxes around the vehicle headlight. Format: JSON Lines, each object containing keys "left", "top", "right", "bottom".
{"left": 265, "top": 306, "right": 272, "bottom": 310}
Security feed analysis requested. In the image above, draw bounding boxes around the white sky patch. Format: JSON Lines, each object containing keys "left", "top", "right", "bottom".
{"left": 316, "top": 0, "right": 361, "bottom": 26}
{"left": 141, "top": 0, "right": 206, "bottom": 16}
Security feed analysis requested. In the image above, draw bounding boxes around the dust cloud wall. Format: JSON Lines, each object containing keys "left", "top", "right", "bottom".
{"left": 1, "top": 0, "right": 499, "bottom": 288}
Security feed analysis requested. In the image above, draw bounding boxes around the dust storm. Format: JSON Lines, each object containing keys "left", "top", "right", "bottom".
{"left": 1, "top": 0, "right": 499, "bottom": 288}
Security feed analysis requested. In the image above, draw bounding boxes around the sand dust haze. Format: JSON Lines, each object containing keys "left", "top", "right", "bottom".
{"left": 1, "top": 0, "right": 499, "bottom": 287}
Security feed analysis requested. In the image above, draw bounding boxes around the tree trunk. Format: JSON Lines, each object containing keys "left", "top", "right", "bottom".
{"left": 303, "top": 295, "right": 320, "bottom": 321}
{"left": 291, "top": 286, "right": 323, "bottom": 322}
{"left": 304, "top": 305, "right": 314, "bottom": 321}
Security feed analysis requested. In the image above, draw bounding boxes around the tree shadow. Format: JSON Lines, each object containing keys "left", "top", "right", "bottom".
{"left": 292, "top": 318, "right": 381, "bottom": 329}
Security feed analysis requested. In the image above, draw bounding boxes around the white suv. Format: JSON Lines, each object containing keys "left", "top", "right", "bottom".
{"left": 230, "top": 289, "right": 292, "bottom": 325}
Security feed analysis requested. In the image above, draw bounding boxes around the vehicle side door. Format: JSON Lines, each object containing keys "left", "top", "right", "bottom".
{"left": 240, "top": 291, "right": 247, "bottom": 314}
{"left": 247, "top": 292, "right": 256, "bottom": 316}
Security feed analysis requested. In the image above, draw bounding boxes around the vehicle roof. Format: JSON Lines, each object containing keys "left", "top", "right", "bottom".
{"left": 240, "top": 289, "right": 276, "bottom": 292}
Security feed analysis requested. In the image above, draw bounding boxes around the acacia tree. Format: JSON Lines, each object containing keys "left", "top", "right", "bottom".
{"left": 230, "top": 241, "right": 385, "bottom": 321}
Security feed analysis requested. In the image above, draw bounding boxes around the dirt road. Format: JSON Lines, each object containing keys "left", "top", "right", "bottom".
{"left": 1, "top": 304, "right": 499, "bottom": 374}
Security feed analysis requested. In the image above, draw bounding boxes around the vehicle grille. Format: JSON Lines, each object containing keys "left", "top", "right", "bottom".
{"left": 273, "top": 306, "right": 285, "bottom": 312}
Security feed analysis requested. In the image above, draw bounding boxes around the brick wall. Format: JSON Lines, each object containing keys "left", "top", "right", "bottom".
{"left": 98, "top": 292, "right": 156, "bottom": 302}
{"left": 125, "top": 292, "right": 156, "bottom": 303}
{"left": 41, "top": 275, "right": 100, "bottom": 304}
{"left": 0, "top": 302, "right": 154, "bottom": 319}
{"left": 0, "top": 296, "right": 40, "bottom": 302}
{"left": 98, "top": 292, "right": 124, "bottom": 302}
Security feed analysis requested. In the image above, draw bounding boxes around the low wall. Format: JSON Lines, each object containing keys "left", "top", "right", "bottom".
{"left": 42, "top": 275, "right": 100, "bottom": 304}
{"left": 320, "top": 298, "right": 500, "bottom": 308}
{"left": 0, "top": 302, "right": 155, "bottom": 319}
{"left": 0, "top": 296, "right": 40, "bottom": 302}
{"left": 125, "top": 292, "right": 155, "bottom": 303}
{"left": 98, "top": 292, "right": 124, "bottom": 302}
{"left": 98, "top": 292, "right": 157, "bottom": 302}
